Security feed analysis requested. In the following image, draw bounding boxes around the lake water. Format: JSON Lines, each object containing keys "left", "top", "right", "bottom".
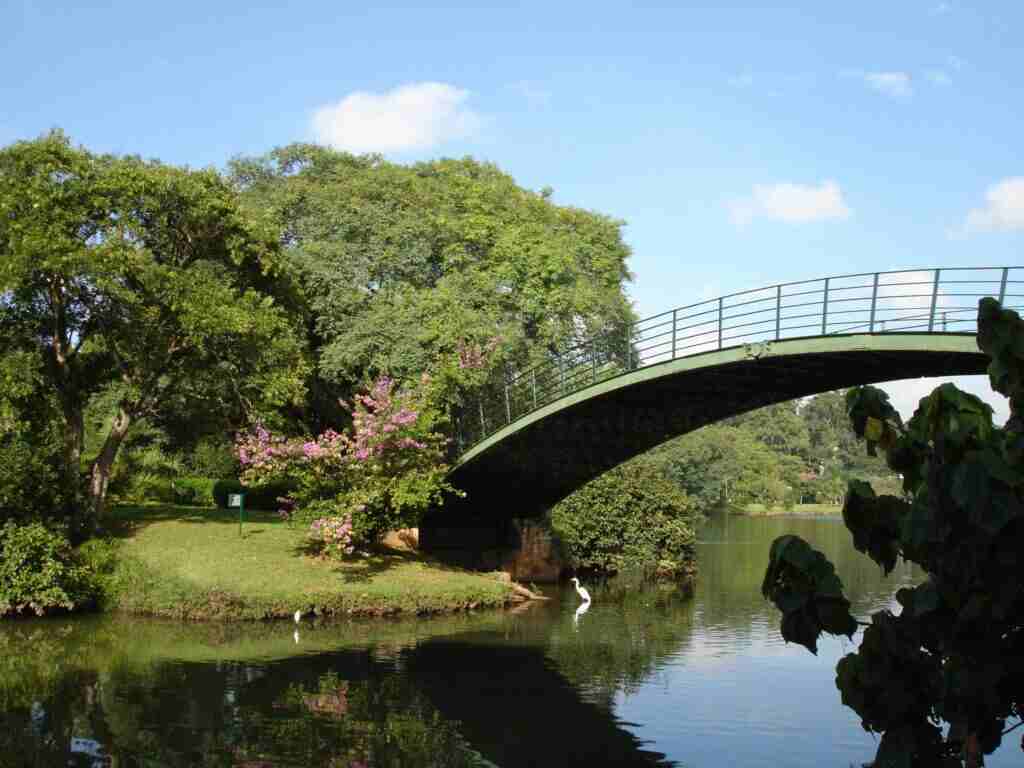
{"left": 1, "top": 514, "right": 1018, "bottom": 767}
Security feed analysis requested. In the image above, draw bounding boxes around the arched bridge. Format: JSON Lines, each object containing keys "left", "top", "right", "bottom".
{"left": 449, "top": 266, "right": 1022, "bottom": 517}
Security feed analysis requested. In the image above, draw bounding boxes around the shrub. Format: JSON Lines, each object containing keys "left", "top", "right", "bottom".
{"left": 211, "top": 478, "right": 294, "bottom": 510}
{"left": 235, "top": 375, "right": 456, "bottom": 556}
{"left": 0, "top": 521, "right": 92, "bottom": 616}
{"left": 188, "top": 437, "right": 239, "bottom": 478}
{"left": 171, "top": 476, "right": 217, "bottom": 507}
{"left": 75, "top": 538, "right": 122, "bottom": 609}
{"left": 550, "top": 459, "right": 698, "bottom": 577}
{"left": 0, "top": 434, "right": 66, "bottom": 523}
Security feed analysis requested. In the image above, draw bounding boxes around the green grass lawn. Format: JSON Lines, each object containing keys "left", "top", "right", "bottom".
{"left": 739, "top": 502, "right": 842, "bottom": 516}
{"left": 107, "top": 505, "right": 513, "bottom": 620}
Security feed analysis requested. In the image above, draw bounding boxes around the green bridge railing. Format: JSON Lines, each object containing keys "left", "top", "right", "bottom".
{"left": 455, "top": 266, "right": 1023, "bottom": 453}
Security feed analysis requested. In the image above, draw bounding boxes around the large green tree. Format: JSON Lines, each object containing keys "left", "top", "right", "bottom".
{"left": 656, "top": 424, "right": 792, "bottom": 510}
{"left": 0, "top": 133, "right": 309, "bottom": 517}
{"left": 762, "top": 299, "right": 1024, "bottom": 767}
{"left": 228, "top": 144, "right": 634, "bottom": 427}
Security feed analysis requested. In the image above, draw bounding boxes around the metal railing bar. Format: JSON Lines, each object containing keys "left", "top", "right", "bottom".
{"left": 717, "top": 306, "right": 779, "bottom": 325}
{"left": 719, "top": 293, "right": 784, "bottom": 313}
{"left": 633, "top": 338, "right": 674, "bottom": 355}
{"left": 632, "top": 316, "right": 675, "bottom": 334}
{"left": 774, "top": 298, "right": 829, "bottom": 313}
{"left": 634, "top": 327, "right": 675, "bottom": 345}
{"left": 715, "top": 315, "right": 782, "bottom": 335}
{"left": 671, "top": 305, "right": 721, "bottom": 323}
{"left": 777, "top": 310, "right": 828, "bottom": 325}
{"left": 778, "top": 321, "right": 826, "bottom": 335}
{"left": 671, "top": 316, "right": 724, "bottom": 334}
{"left": 780, "top": 285, "right": 827, "bottom": 300}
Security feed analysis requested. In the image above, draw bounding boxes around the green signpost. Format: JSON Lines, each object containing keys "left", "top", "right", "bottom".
{"left": 228, "top": 493, "right": 246, "bottom": 537}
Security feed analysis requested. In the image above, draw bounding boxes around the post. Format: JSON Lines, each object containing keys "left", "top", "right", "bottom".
{"left": 775, "top": 285, "right": 782, "bottom": 340}
{"left": 625, "top": 326, "right": 632, "bottom": 371}
{"left": 942, "top": 311, "right": 948, "bottom": 331}
{"left": 999, "top": 267, "right": 1009, "bottom": 304}
{"left": 479, "top": 401, "right": 486, "bottom": 435}
{"left": 869, "top": 272, "right": 879, "bottom": 332}
{"left": 504, "top": 384, "right": 511, "bottom": 424}
{"left": 592, "top": 339, "right": 598, "bottom": 383}
{"left": 229, "top": 493, "right": 245, "bottom": 537}
{"left": 531, "top": 369, "right": 538, "bottom": 410}
{"left": 928, "top": 269, "right": 941, "bottom": 331}
{"left": 821, "top": 277, "right": 829, "bottom": 335}
{"left": 718, "top": 297, "right": 724, "bottom": 349}
{"left": 671, "top": 308, "right": 677, "bottom": 359}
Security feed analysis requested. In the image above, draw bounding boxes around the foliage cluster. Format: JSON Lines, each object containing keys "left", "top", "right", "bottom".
{"left": 551, "top": 458, "right": 697, "bottom": 577}
{"left": 762, "top": 298, "right": 1024, "bottom": 767}
{"left": 0, "top": 131, "right": 309, "bottom": 522}
{"left": 228, "top": 144, "right": 635, "bottom": 426}
{"left": 651, "top": 390, "right": 895, "bottom": 513}
{"left": 0, "top": 521, "right": 94, "bottom": 616}
{"left": 237, "top": 375, "right": 456, "bottom": 553}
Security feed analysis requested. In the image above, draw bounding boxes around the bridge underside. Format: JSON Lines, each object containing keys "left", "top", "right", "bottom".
{"left": 448, "top": 334, "right": 988, "bottom": 519}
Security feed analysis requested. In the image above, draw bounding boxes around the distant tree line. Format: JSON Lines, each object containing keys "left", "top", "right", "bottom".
{"left": 648, "top": 390, "right": 899, "bottom": 513}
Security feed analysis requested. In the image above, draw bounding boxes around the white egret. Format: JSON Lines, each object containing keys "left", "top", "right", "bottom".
{"left": 570, "top": 577, "right": 591, "bottom": 603}
{"left": 573, "top": 600, "right": 590, "bottom": 627}
{"left": 294, "top": 609, "right": 302, "bottom": 624}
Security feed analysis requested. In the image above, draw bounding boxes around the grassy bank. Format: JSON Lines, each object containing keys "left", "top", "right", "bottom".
{"left": 104, "top": 505, "right": 514, "bottom": 620}
{"left": 738, "top": 503, "right": 841, "bottom": 516}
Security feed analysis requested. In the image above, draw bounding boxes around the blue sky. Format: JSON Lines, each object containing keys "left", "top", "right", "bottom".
{"left": 4, "top": 0, "right": 1021, "bottom": 418}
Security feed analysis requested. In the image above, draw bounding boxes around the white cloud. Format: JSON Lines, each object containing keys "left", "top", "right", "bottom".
{"left": 729, "top": 181, "right": 852, "bottom": 227}
{"left": 959, "top": 177, "right": 1024, "bottom": 235}
{"left": 311, "top": 82, "right": 481, "bottom": 153}
{"left": 926, "top": 69, "right": 953, "bottom": 86}
{"left": 864, "top": 71, "right": 912, "bottom": 97}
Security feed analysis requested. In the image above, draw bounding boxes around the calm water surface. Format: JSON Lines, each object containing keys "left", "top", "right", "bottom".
{"left": 1, "top": 514, "right": 1018, "bottom": 767}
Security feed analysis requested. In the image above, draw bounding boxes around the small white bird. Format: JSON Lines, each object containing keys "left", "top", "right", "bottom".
{"left": 294, "top": 609, "right": 302, "bottom": 624}
{"left": 570, "top": 577, "right": 591, "bottom": 604}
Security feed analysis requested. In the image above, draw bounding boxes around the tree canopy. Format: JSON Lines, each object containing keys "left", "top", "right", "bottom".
{"left": 0, "top": 132, "right": 309, "bottom": 517}
{"left": 228, "top": 144, "right": 635, "bottom": 423}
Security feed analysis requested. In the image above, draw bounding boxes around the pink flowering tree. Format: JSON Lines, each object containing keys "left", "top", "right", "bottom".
{"left": 235, "top": 374, "right": 456, "bottom": 556}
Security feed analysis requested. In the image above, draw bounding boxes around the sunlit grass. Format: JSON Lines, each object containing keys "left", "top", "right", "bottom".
{"left": 107, "top": 505, "right": 512, "bottom": 620}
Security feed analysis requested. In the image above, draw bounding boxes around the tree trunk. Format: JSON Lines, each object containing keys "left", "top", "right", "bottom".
{"left": 62, "top": 402, "right": 84, "bottom": 482}
{"left": 89, "top": 407, "right": 132, "bottom": 518}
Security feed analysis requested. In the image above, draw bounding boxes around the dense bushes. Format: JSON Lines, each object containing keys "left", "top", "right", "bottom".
{"left": 211, "top": 479, "right": 294, "bottom": 511}
{"left": 550, "top": 459, "right": 697, "bottom": 578}
{"left": 0, "top": 522, "right": 94, "bottom": 616}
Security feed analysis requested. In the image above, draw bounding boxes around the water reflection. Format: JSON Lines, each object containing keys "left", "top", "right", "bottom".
{"left": 3, "top": 514, "right": 1018, "bottom": 767}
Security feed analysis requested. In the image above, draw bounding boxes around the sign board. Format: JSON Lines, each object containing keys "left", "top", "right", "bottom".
{"left": 228, "top": 493, "right": 243, "bottom": 508}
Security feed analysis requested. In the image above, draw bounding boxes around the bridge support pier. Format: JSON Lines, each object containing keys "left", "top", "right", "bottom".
{"left": 420, "top": 513, "right": 563, "bottom": 583}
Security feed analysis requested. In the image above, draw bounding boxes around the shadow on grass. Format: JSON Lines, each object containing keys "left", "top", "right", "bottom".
{"left": 289, "top": 537, "right": 491, "bottom": 585}
{"left": 107, "top": 504, "right": 280, "bottom": 538}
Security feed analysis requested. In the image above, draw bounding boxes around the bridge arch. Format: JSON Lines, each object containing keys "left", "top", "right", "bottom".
{"left": 449, "top": 267, "right": 1021, "bottom": 517}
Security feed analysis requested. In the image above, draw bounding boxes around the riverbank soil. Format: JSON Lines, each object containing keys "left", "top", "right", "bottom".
{"left": 105, "top": 505, "right": 515, "bottom": 620}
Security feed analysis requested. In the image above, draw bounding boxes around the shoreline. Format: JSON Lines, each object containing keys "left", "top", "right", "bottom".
{"left": 729, "top": 503, "right": 842, "bottom": 517}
